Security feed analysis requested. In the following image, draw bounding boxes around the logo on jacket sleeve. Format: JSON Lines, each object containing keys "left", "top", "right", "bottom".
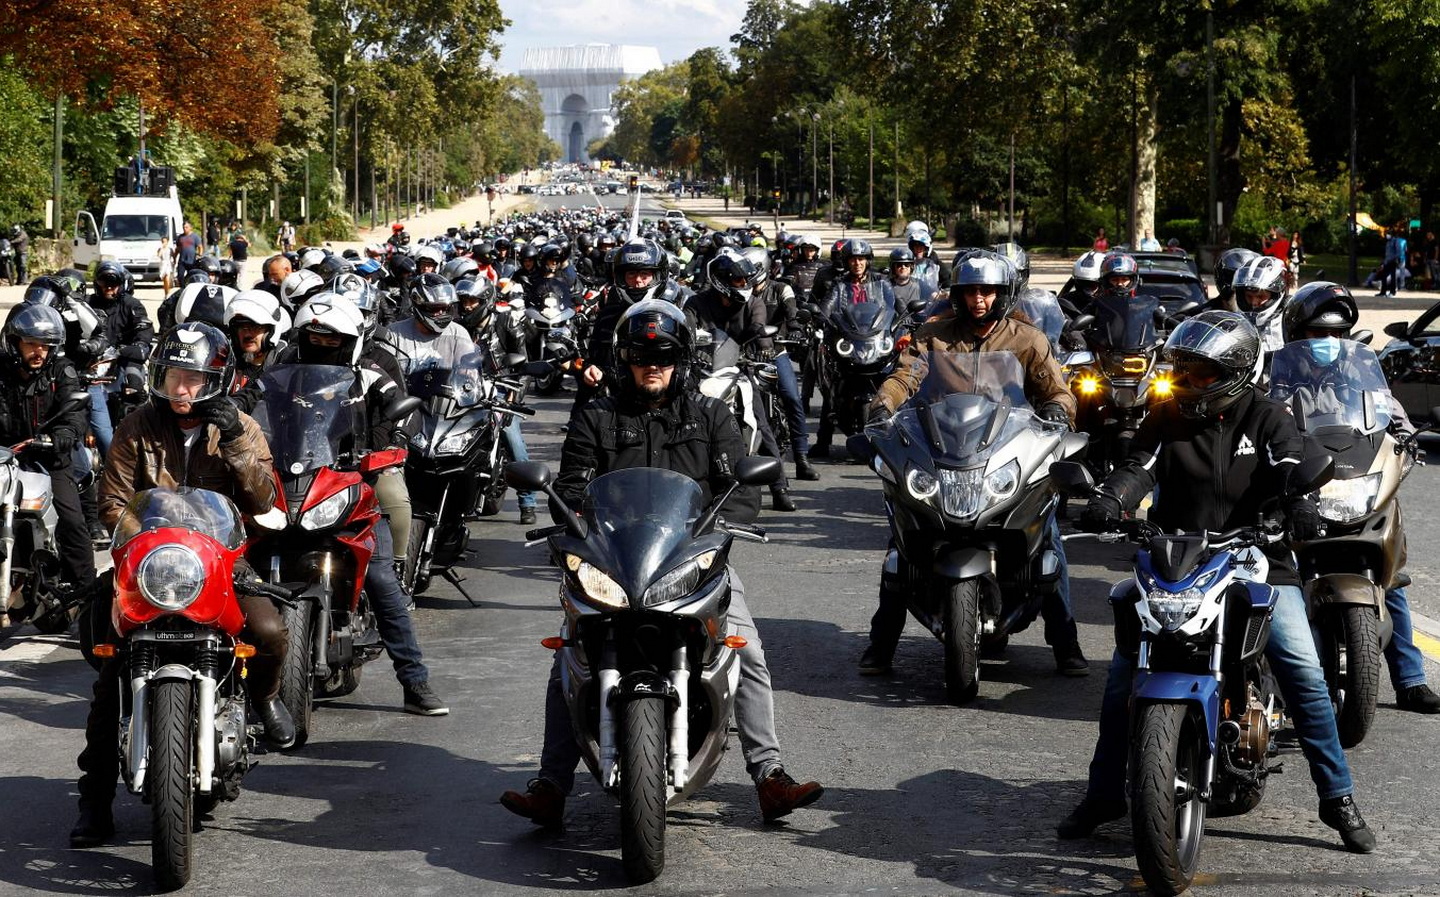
{"left": 1234, "top": 434, "right": 1255, "bottom": 457}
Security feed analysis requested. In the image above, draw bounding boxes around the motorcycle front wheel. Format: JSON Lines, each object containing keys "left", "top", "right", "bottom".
{"left": 279, "top": 602, "right": 315, "bottom": 748}
{"left": 619, "top": 696, "right": 668, "bottom": 884}
{"left": 1330, "top": 605, "right": 1381, "bottom": 748}
{"left": 1131, "top": 702, "right": 1207, "bottom": 896}
{"left": 942, "top": 580, "right": 981, "bottom": 704}
{"left": 149, "top": 679, "right": 195, "bottom": 892}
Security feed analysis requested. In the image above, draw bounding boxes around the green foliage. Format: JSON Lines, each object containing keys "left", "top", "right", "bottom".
{"left": 0, "top": 59, "right": 52, "bottom": 227}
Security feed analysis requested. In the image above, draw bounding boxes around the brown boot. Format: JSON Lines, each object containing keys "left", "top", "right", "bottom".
{"left": 756, "top": 768, "right": 823, "bottom": 822}
{"left": 500, "top": 778, "right": 565, "bottom": 828}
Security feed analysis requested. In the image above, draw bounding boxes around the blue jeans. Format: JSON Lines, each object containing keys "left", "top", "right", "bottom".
{"left": 1384, "top": 586, "right": 1427, "bottom": 691}
{"left": 87, "top": 384, "right": 114, "bottom": 458}
{"left": 773, "top": 352, "right": 810, "bottom": 455}
{"left": 501, "top": 417, "right": 536, "bottom": 510}
{"left": 1086, "top": 584, "right": 1353, "bottom": 803}
{"left": 366, "top": 517, "right": 430, "bottom": 687}
{"left": 539, "top": 568, "right": 781, "bottom": 792}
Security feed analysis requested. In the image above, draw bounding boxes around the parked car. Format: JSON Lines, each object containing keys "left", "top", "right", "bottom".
{"left": 1378, "top": 305, "right": 1440, "bottom": 423}
{"left": 1130, "top": 252, "right": 1207, "bottom": 307}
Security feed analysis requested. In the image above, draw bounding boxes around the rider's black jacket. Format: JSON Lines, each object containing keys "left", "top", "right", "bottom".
{"left": 556, "top": 388, "right": 759, "bottom": 523}
{"left": 0, "top": 354, "right": 86, "bottom": 472}
{"left": 1097, "top": 387, "right": 1308, "bottom": 585}
{"left": 685, "top": 288, "right": 773, "bottom": 352}
{"left": 90, "top": 289, "right": 154, "bottom": 364}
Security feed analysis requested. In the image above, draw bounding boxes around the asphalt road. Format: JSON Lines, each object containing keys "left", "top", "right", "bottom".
{"left": 2, "top": 188, "right": 1440, "bottom": 895}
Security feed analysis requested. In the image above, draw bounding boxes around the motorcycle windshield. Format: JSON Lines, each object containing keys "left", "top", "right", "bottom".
{"left": 582, "top": 468, "right": 708, "bottom": 600}
{"left": 1091, "top": 293, "right": 1159, "bottom": 351}
{"left": 1018, "top": 291, "right": 1065, "bottom": 353}
{"left": 897, "top": 352, "right": 1041, "bottom": 466}
{"left": 1268, "top": 340, "right": 1393, "bottom": 435}
{"left": 112, "top": 487, "right": 245, "bottom": 550}
{"left": 831, "top": 299, "right": 894, "bottom": 340}
{"left": 251, "top": 365, "right": 367, "bottom": 474}
{"left": 406, "top": 349, "right": 490, "bottom": 417}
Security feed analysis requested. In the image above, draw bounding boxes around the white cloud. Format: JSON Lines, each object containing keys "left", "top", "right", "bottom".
{"left": 494, "top": 0, "right": 741, "bottom": 74}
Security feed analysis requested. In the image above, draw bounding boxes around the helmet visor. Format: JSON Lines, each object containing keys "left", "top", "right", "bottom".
{"left": 149, "top": 365, "right": 226, "bottom": 404}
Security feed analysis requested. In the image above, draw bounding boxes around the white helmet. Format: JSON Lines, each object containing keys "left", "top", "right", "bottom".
{"left": 1232, "top": 255, "right": 1290, "bottom": 328}
{"left": 413, "top": 244, "right": 445, "bottom": 271}
{"left": 293, "top": 293, "right": 364, "bottom": 366}
{"left": 904, "top": 220, "right": 931, "bottom": 238}
{"left": 174, "top": 283, "right": 238, "bottom": 327}
{"left": 279, "top": 269, "right": 326, "bottom": 310}
{"left": 1073, "top": 250, "right": 1107, "bottom": 283}
{"left": 298, "top": 247, "right": 328, "bottom": 272}
{"left": 225, "top": 289, "right": 292, "bottom": 355}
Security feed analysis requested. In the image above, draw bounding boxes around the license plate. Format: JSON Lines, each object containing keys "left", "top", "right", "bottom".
{"left": 151, "top": 630, "right": 197, "bottom": 640}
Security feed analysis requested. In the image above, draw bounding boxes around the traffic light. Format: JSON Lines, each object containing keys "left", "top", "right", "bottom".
{"left": 772, "top": 189, "right": 781, "bottom": 202}
{"left": 628, "top": 175, "right": 639, "bottom": 194}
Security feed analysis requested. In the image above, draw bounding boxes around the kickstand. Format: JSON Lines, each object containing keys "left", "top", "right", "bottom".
{"left": 443, "top": 568, "right": 481, "bottom": 607}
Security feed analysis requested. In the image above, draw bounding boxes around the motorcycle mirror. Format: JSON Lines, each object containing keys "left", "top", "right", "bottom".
{"left": 1173, "top": 300, "right": 1203, "bottom": 316}
{"left": 1048, "top": 460, "right": 1096, "bottom": 497}
{"left": 694, "top": 329, "right": 715, "bottom": 347}
{"left": 1287, "top": 453, "right": 1335, "bottom": 496}
{"left": 1352, "top": 329, "right": 1373, "bottom": 346}
{"left": 794, "top": 307, "right": 813, "bottom": 325}
{"left": 507, "top": 460, "right": 589, "bottom": 540}
{"left": 384, "top": 395, "right": 421, "bottom": 421}
{"left": 1152, "top": 305, "right": 1170, "bottom": 326}
{"left": 846, "top": 433, "right": 875, "bottom": 464}
{"left": 906, "top": 298, "right": 929, "bottom": 315}
{"left": 502, "top": 352, "right": 528, "bottom": 370}
{"left": 735, "top": 455, "right": 783, "bottom": 486}
{"left": 1066, "top": 313, "right": 1096, "bottom": 333}
{"left": 1384, "top": 320, "right": 1411, "bottom": 341}
{"left": 36, "top": 391, "right": 90, "bottom": 432}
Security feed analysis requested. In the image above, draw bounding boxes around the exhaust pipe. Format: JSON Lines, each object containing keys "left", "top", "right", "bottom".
{"left": 1217, "top": 720, "right": 1241, "bottom": 746}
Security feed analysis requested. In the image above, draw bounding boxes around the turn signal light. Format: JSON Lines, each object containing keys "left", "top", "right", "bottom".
{"left": 723, "top": 636, "right": 748, "bottom": 649}
{"left": 1076, "top": 376, "right": 1101, "bottom": 396}
{"left": 233, "top": 643, "right": 257, "bottom": 659}
{"left": 541, "top": 636, "right": 566, "bottom": 650}
{"left": 896, "top": 334, "right": 912, "bottom": 351}
{"left": 93, "top": 643, "right": 116, "bottom": 658}
{"left": 1151, "top": 376, "right": 1173, "bottom": 397}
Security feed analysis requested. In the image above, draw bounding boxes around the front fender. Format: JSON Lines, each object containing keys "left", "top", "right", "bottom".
{"left": 149, "top": 663, "right": 199, "bottom": 683}
{"left": 1133, "top": 671, "right": 1219, "bottom": 755}
{"left": 1305, "top": 573, "right": 1383, "bottom": 610}
{"left": 933, "top": 545, "right": 992, "bottom": 581}
{"left": 609, "top": 670, "right": 679, "bottom": 707}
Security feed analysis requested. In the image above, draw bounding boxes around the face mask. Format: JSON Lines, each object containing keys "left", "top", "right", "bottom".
{"left": 1309, "top": 336, "right": 1340, "bottom": 366}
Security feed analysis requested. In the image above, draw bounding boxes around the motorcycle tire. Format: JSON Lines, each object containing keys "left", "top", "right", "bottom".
{"left": 1332, "top": 606, "right": 1381, "bottom": 749}
{"left": 278, "top": 602, "right": 315, "bottom": 748}
{"left": 1131, "top": 703, "right": 1207, "bottom": 897}
{"left": 404, "top": 518, "right": 430, "bottom": 597}
{"left": 619, "top": 695, "right": 668, "bottom": 884}
{"left": 942, "top": 580, "right": 982, "bottom": 704}
{"left": 149, "top": 679, "right": 195, "bottom": 893}
{"left": 534, "top": 366, "right": 564, "bottom": 395}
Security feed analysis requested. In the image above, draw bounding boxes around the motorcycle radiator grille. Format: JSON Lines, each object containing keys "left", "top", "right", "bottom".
{"left": 1241, "top": 613, "right": 1268, "bottom": 657}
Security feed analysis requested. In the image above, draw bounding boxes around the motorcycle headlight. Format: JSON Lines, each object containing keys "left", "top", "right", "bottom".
{"left": 566, "top": 554, "right": 628, "bottom": 609}
{"left": 1315, "top": 474, "right": 1381, "bottom": 524}
{"left": 1146, "top": 587, "right": 1205, "bottom": 630}
{"left": 436, "top": 428, "right": 479, "bottom": 455}
{"left": 984, "top": 460, "right": 1020, "bottom": 499}
{"left": 877, "top": 336, "right": 895, "bottom": 354}
{"left": 301, "top": 487, "right": 355, "bottom": 531}
{"left": 643, "top": 549, "right": 719, "bottom": 607}
{"left": 905, "top": 467, "right": 939, "bottom": 501}
{"left": 938, "top": 467, "right": 986, "bottom": 519}
{"left": 138, "top": 545, "right": 205, "bottom": 611}
{"left": 835, "top": 338, "right": 854, "bottom": 357}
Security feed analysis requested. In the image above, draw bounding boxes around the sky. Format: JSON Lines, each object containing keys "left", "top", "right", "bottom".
{"left": 493, "top": 0, "right": 743, "bottom": 74}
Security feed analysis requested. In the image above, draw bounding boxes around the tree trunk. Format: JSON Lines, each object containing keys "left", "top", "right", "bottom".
{"left": 1130, "top": 82, "right": 1159, "bottom": 247}
{"left": 1217, "top": 97, "right": 1245, "bottom": 247}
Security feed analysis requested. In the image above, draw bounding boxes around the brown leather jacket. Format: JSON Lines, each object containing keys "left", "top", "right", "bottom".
{"left": 98, "top": 403, "right": 277, "bottom": 529}
{"left": 872, "top": 312, "right": 1077, "bottom": 421}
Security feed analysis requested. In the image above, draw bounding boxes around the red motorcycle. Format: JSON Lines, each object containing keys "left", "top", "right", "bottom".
{"left": 94, "top": 487, "right": 266, "bottom": 892}
{"left": 245, "top": 363, "right": 414, "bottom": 746}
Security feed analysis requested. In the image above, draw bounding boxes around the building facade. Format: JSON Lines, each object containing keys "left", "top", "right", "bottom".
{"left": 520, "top": 45, "right": 662, "bottom": 164}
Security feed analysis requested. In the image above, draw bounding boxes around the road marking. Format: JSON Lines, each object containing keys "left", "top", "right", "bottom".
{"left": 1413, "top": 629, "right": 1440, "bottom": 666}
{"left": 1411, "top": 611, "right": 1440, "bottom": 666}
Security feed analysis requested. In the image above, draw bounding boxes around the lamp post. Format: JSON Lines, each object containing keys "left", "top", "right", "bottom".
{"left": 827, "top": 115, "right": 835, "bottom": 226}
{"left": 811, "top": 111, "right": 820, "bottom": 220}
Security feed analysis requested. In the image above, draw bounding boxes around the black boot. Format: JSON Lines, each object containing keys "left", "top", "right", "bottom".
{"left": 1319, "top": 795, "right": 1377, "bottom": 854}
{"left": 81, "top": 478, "right": 107, "bottom": 548}
{"left": 1057, "top": 797, "right": 1127, "bottom": 839}
{"left": 770, "top": 485, "right": 796, "bottom": 512}
{"left": 256, "top": 697, "right": 297, "bottom": 749}
{"left": 794, "top": 452, "right": 820, "bottom": 481}
{"left": 69, "top": 801, "right": 115, "bottom": 848}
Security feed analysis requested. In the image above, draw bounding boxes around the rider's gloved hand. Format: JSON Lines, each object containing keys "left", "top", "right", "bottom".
{"left": 1285, "top": 497, "right": 1323, "bottom": 542}
{"left": 1038, "top": 403, "right": 1071, "bottom": 427}
{"left": 1079, "top": 493, "right": 1122, "bottom": 532}
{"left": 195, "top": 397, "right": 244, "bottom": 445}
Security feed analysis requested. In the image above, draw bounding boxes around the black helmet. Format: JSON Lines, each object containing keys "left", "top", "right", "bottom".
{"left": 1098, "top": 252, "right": 1140, "bottom": 299}
{"left": 55, "top": 268, "right": 88, "bottom": 292}
{"left": 455, "top": 277, "right": 497, "bottom": 332}
{"left": 613, "top": 299, "right": 693, "bottom": 398}
{"left": 216, "top": 257, "right": 241, "bottom": 288}
{"left": 949, "top": 251, "right": 1020, "bottom": 323}
{"left": 94, "top": 261, "right": 128, "bottom": 292}
{"left": 192, "top": 255, "right": 222, "bottom": 279}
{"left": 991, "top": 242, "right": 1030, "bottom": 291}
{"left": 840, "top": 239, "right": 874, "bottom": 263}
{"left": 708, "top": 247, "right": 762, "bottom": 304}
{"left": 516, "top": 242, "right": 541, "bottom": 265}
{"left": 540, "top": 243, "right": 565, "bottom": 266}
{"left": 613, "top": 239, "right": 669, "bottom": 304}
{"left": 1162, "top": 310, "right": 1260, "bottom": 419}
{"left": 889, "top": 247, "right": 916, "bottom": 267}
{"left": 574, "top": 233, "right": 594, "bottom": 257}
{"left": 148, "top": 322, "right": 235, "bottom": 405}
{"left": 1283, "top": 282, "right": 1359, "bottom": 342}
{"left": 315, "top": 253, "right": 350, "bottom": 282}
{"left": 1214, "top": 247, "right": 1260, "bottom": 300}
{"left": 408, "top": 272, "right": 458, "bottom": 334}
{"left": 23, "top": 275, "right": 73, "bottom": 309}
{"left": 472, "top": 240, "right": 496, "bottom": 265}
{"left": 4, "top": 303, "right": 66, "bottom": 357}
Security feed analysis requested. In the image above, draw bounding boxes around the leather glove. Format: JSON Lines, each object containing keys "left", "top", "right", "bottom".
{"left": 48, "top": 429, "right": 75, "bottom": 456}
{"left": 1079, "top": 493, "right": 1123, "bottom": 533}
{"left": 1038, "top": 402, "right": 1071, "bottom": 428}
{"left": 752, "top": 346, "right": 777, "bottom": 362}
{"left": 195, "top": 397, "right": 244, "bottom": 445}
{"left": 1286, "top": 497, "right": 1323, "bottom": 542}
{"left": 77, "top": 338, "right": 105, "bottom": 357}
{"left": 866, "top": 404, "right": 892, "bottom": 426}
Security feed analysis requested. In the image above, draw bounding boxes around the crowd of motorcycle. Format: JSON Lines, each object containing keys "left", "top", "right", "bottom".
{"left": 8, "top": 195, "right": 1435, "bottom": 893}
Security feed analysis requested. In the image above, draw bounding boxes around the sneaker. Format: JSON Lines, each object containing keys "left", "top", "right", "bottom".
{"left": 69, "top": 803, "right": 115, "bottom": 848}
{"left": 403, "top": 681, "right": 450, "bottom": 716}
{"left": 1319, "top": 794, "right": 1377, "bottom": 854}
{"left": 756, "top": 768, "right": 823, "bottom": 822}
{"left": 857, "top": 645, "right": 892, "bottom": 676}
{"left": 500, "top": 777, "right": 565, "bottom": 828}
{"left": 1396, "top": 684, "right": 1440, "bottom": 714}
{"left": 1054, "top": 642, "right": 1090, "bottom": 677}
{"left": 1056, "top": 797, "right": 1126, "bottom": 839}
{"left": 519, "top": 507, "right": 537, "bottom": 525}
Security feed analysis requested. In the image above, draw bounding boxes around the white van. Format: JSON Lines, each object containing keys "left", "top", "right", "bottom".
{"left": 72, "top": 188, "right": 184, "bottom": 284}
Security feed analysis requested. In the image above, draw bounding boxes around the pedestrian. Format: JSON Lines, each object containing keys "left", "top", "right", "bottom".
{"left": 1289, "top": 231, "right": 1306, "bottom": 277}
{"left": 277, "top": 220, "right": 295, "bottom": 253}
{"left": 228, "top": 224, "right": 250, "bottom": 265}
{"left": 1263, "top": 226, "right": 1291, "bottom": 265}
{"left": 1092, "top": 227, "right": 1108, "bottom": 252}
{"left": 205, "top": 218, "right": 221, "bottom": 257}
{"left": 156, "top": 236, "right": 173, "bottom": 293}
{"left": 10, "top": 224, "right": 29, "bottom": 284}
{"left": 1424, "top": 231, "right": 1440, "bottom": 289}
{"left": 173, "top": 221, "right": 202, "bottom": 281}
{"left": 1379, "top": 224, "right": 1407, "bottom": 297}
{"left": 1138, "top": 230, "right": 1160, "bottom": 252}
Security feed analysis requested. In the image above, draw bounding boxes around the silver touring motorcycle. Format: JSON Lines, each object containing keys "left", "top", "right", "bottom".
{"left": 506, "top": 455, "right": 782, "bottom": 884}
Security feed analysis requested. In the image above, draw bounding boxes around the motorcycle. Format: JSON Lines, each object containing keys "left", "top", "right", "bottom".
{"left": 506, "top": 455, "right": 782, "bottom": 884}
{"left": 403, "top": 350, "right": 534, "bottom": 599}
{"left": 525, "top": 290, "right": 579, "bottom": 394}
{"left": 1051, "top": 455, "right": 1333, "bottom": 896}
{"left": 96, "top": 487, "right": 264, "bottom": 891}
{"left": 0, "top": 237, "right": 14, "bottom": 285}
{"left": 815, "top": 298, "right": 904, "bottom": 448}
{"left": 695, "top": 328, "right": 774, "bottom": 455}
{"left": 1269, "top": 339, "right": 1425, "bottom": 747}
{"left": 246, "top": 364, "right": 416, "bottom": 747}
{"left": 853, "top": 352, "right": 1088, "bottom": 702}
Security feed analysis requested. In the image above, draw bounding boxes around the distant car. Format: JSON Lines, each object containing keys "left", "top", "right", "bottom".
{"left": 1378, "top": 305, "right": 1440, "bottom": 424}
{"left": 605, "top": 181, "right": 620, "bottom": 194}
{"left": 1130, "top": 251, "right": 1207, "bottom": 308}
{"left": 663, "top": 210, "right": 688, "bottom": 223}
{"left": 517, "top": 185, "right": 535, "bottom": 194}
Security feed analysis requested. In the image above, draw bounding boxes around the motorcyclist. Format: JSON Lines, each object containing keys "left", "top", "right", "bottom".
{"left": 225, "top": 288, "right": 291, "bottom": 386}
{"left": 1280, "top": 282, "right": 1440, "bottom": 715}
{"left": 10, "top": 223, "right": 29, "bottom": 283}
{"left": 907, "top": 228, "right": 950, "bottom": 293}
{"left": 1228, "top": 255, "right": 1291, "bottom": 355}
{"left": 499, "top": 300, "right": 824, "bottom": 827}
{"left": 687, "top": 247, "right": 797, "bottom": 511}
{"left": 276, "top": 295, "right": 449, "bottom": 714}
{"left": 1057, "top": 250, "right": 1107, "bottom": 312}
{"left": 1059, "top": 309, "right": 1377, "bottom": 854}
{"left": 886, "top": 247, "right": 927, "bottom": 311}
{"left": 1083, "top": 251, "right": 1144, "bottom": 352}
{"left": 1210, "top": 246, "right": 1261, "bottom": 308}
{"left": 856, "top": 252, "right": 1085, "bottom": 676}
{"left": 783, "top": 234, "right": 823, "bottom": 302}
{"left": 88, "top": 260, "right": 154, "bottom": 459}
{"left": 574, "top": 238, "right": 671, "bottom": 413}
{"left": 747, "top": 246, "right": 819, "bottom": 483}
{"left": 72, "top": 322, "right": 291, "bottom": 848}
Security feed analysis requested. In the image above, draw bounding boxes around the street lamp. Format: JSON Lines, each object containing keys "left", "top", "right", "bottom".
{"left": 811, "top": 111, "right": 820, "bottom": 220}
